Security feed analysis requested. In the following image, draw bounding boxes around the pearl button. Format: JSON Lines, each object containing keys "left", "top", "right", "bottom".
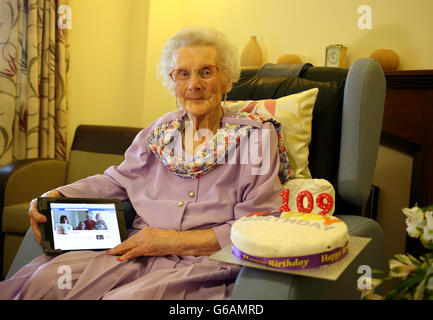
{"left": 178, "top": 201, "right": 184, "bottom": 207}
{"left": 188, "top": 191, "right": 195, "bottom": 198}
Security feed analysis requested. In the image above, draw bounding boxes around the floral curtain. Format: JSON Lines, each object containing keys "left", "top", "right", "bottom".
{"left": 0, "top": 0, "right": 70, "bottom": 166}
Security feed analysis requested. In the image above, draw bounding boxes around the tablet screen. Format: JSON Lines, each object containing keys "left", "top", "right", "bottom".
{"left": 49, "top": 202, "right": 122, "bottom": 250}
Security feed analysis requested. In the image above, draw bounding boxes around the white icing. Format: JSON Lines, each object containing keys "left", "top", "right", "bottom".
{"left": 231, "top": 213, "right": 349, "bottom": 258}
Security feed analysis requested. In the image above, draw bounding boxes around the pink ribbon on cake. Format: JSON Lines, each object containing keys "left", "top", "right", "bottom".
{"left": 231, "top": 241, "right": 349, "bottom": 270}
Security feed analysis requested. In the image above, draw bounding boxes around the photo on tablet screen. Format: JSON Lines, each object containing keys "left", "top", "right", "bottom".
{"left": 49, "top": 202, "right": 122, "bottom": 250}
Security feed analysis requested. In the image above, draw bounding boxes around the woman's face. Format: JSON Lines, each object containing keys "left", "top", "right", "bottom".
{"left": 172, "top": 45, "right": 232, "bottom": 117}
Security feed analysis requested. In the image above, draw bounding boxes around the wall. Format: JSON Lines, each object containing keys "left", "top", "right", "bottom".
{"left": 67, "top": 0, "right": 149, "bottom": 152}
{"left": 373, "top": 147, "right": 413, "bottom": 262}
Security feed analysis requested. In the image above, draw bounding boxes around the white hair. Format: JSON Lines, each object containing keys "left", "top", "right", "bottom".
{"left": 159, "top": 26, "right": 240, "bottom": 95}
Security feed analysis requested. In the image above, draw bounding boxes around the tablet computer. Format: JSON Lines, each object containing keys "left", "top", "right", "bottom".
{"left": 38, "top": 197, "right": 128, "bottom": 255}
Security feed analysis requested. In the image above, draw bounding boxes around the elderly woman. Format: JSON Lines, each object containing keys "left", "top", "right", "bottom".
{"left": 0, "top": 26, "right": 290, "bottom": 299}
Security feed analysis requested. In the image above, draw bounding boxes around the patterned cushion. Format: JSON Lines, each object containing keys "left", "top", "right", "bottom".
{"left": 226, "top": 88, "right": 318, "bottom": 179}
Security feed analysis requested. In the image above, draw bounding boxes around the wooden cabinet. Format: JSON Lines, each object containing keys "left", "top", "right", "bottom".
{"left": 381, "top": 70, "right": 433, "bottom": 207}
{"left": 380, "top": 70, "right": 433, "bottom": 255}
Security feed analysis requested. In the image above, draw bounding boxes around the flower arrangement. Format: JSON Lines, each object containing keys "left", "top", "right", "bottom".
{"left": 358, "top": 204, "right": 433, "bottom": 300}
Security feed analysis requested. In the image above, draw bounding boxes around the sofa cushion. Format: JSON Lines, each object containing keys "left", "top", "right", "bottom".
{"left": 1, "top": 159, "right": 67, "bottom": 207}
{"left": 66, "top": 151, "right": 127, "bottom": 184}
{"left": 228, "top": 75, "right": 344, "bottom": 186}
{"left": 71, "top": 125, "right": 141, "bottom": 155}
{"left": 2, "top": 202, "right": 31, "bottom": 234}
{"left": 66, "top": 125, "right": 142, "bottom": 184}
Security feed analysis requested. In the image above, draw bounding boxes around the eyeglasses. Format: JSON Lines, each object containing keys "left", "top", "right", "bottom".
{"left": 170, "top": 65, "right": 220, "bottom": 82}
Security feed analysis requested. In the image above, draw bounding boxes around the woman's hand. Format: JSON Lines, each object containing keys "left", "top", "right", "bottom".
{"left": 29, "top": 190, "right": 63, "bottom": 244}
{"left": 107, "top": 227, "right": 221, "bottom": 262}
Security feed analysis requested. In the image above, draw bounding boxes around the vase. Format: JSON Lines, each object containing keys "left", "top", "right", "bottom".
{"left": 241, "top": 36, "right": 263, "bottom": 67}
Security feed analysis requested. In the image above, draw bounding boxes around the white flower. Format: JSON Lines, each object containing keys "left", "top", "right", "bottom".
{"left": 421, "top": 210, "right": 433, "bottom": 242}
{"left": 426, "top": 210, "right": 433, "bottom": 228}
{"left": 402, "top": 206, "right": 425, "bottom": 238}
{"left": 389, "top": 259, "right": 416, "bottom": 279}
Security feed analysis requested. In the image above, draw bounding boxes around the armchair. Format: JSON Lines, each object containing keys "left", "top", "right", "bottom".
{"left": 5, "top": 58, "right": 387, "bottom": 301}
{"left": 228, "top": 58, "right": 387, "bottom": 299}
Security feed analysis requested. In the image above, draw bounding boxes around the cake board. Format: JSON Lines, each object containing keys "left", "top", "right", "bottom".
{"left": 209, "top": 236, "right": 371, "bottom": 281}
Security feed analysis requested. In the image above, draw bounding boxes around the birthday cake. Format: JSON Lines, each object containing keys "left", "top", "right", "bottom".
{"left": 230, "top": 212, "right": 349, "bottom": 270}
